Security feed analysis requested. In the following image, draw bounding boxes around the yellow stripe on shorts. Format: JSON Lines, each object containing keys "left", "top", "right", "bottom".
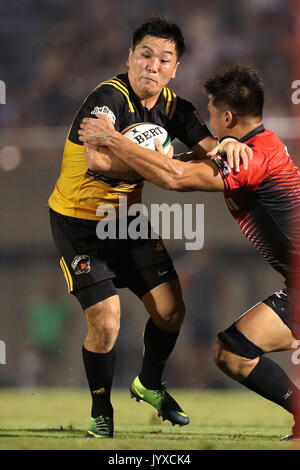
{"left": 59, "top": 257, "right": 73, "bottom": 293}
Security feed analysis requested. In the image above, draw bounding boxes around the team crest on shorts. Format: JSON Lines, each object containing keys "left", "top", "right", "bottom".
{"left": 155, "top": 240, "right": 165, "bottom": 251}
{"left": 71, "top": 255, "right": 91, "bottom": 275}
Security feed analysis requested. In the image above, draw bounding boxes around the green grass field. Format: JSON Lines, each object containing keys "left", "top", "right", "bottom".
{"left": 0, "top": 388, "right": 298, "bottom": 450}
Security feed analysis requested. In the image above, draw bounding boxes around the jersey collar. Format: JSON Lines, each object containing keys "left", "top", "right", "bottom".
{"left": 122, "top": 72, "right": 165, "bottom": 110}
{"left": 239, "top": 124, "right": 265, "bottom": 143}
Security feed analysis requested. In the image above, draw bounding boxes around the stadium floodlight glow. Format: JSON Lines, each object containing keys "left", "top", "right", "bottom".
{"left": 0, "top": 80, "right": 6, "bottom": 104}
{"left": 0, "top": 340, "right": 6, "bottom": 365}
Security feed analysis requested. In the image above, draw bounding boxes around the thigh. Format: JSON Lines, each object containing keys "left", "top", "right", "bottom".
{"left": 50, "top": 209, "right": 118, "bottom": 296}
{"left": 122, "top": 225, "right": 178, "bottom": 297}
{"left": 236, "top": 300, "right": 296, "bottom": 352}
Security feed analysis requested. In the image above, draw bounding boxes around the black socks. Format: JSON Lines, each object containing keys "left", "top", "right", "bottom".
{"left": 82, "top": 318, "right": 180, "bottom": 416}
{"left": 139, "top": 318, "right": 179, "bottom": 389}
{"left": 240, "top": 356, "right": 300, "bottom": 415}
{"left": 82, "top": 346, "right": 116, "bottom": 418}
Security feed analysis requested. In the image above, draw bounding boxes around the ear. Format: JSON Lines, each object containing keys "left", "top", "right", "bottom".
{"left": 171, "top": 61, "right": 180, "bottom": 79}
{"left": 126, "top": 48, "right": 133, "bottom": 67}
{"left": 224, "top": 110, "right": 236, "bottom": 128}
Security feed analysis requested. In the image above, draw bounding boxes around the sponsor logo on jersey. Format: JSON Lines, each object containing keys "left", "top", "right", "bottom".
{"left": 91, "top": 106, "right": 116, "bottom": 124}
{"left": 71, "top": 255, "right": 91, "bottom": 275}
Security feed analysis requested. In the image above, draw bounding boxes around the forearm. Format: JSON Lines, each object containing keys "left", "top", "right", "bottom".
{"left": 105, "top": 131, "right": 182, "bottom": 189}
{"left": 84, "top": 143, "right": 140, "bottom": 178}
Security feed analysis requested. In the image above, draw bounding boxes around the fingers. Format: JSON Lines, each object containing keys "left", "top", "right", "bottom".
{"left": 167, "top": 145, "right": 174, "bottom": 158}
{"left": 206, "top": 148, "right": 217, "bottom": 158}
{"left": 81, "top": 115, "right": 114, "bottom": 130}
{"left": 226, "top": 143, "right": 242, "bottom": 172}
{"left": 96, "top": 114, "right": 115, "bottom": 129}
{"left": 240, "top": 147, "right": 249, "bottom": 170}
{"left": 154, "top": 139, "right": 174, "bottom": 158}
{"left": 246, "top": 146, "right": 253, "bottom": 160}
{"left": 225, "top": 143, "right": 235, "bottom": 169}
{"left": 154, "top": 138, "right": 164, "bottom": 153}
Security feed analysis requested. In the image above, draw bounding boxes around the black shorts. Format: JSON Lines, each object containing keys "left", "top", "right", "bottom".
{"left": 262, "top": 289, "right": 300, "bottom": 338}
{"left": 49, "top": 209, "right": 178, "bottom": 310}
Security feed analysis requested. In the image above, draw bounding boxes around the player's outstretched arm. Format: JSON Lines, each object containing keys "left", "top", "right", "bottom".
{"left": 192, "top": 135, "right": 252, "bottom": 172}
{"left": 78, "top": 120, "right": 224, "bottom": 192}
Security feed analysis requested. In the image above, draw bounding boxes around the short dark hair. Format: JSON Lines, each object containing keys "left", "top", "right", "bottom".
{"left": 204, "top": 66, "right": 264, "bottom": 117}
{"left": 132, "top": 16, "right": 185, "bottom": 59}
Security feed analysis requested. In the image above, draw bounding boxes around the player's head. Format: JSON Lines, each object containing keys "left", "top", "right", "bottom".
{"left": 132, "top": 17, "right": 185, "bottom": 59}
{"left": 127, "top": 17, "right": 184, "bottom": 98}
{"left": 204, "top": 66, "right": 264, "bottom": 139}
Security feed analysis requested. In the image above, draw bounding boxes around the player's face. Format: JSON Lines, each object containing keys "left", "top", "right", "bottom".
{"left": 207, "top": 98, "right": 228, "bottom": 139}
{"left": 127, "top": 36, "right": 179, "bottom": 99}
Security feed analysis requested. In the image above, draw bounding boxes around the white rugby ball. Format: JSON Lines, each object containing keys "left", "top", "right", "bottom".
{"left": 122, "top": 122, "right": 171, "bottom": 154}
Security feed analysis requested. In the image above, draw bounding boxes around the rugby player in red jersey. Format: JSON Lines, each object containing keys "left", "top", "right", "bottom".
{"left": 79, "top": 65, "right": 300, "bottom": 439}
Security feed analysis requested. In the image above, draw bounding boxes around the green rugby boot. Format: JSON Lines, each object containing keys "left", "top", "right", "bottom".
{"left": 86, "top": 415, "right": 114, "bottom": 438}
{"left": 130, "top": 376, "right": 190, "bottom": 426}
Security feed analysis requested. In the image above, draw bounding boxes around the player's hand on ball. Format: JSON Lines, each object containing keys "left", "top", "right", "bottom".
{"left": 154, "top": 138, "right": 174, "bottom": 158}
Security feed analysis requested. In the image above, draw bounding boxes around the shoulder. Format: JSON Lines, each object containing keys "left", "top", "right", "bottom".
{"left": 163, "top": 86, "right": 196, "bottom": 120}
{"left": 89, "top": 75, "right": 130, "bottom": 103}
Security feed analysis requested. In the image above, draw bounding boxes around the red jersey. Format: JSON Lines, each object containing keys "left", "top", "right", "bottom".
{"left": 214, "top": 125, "right": 300, "bottom": 281}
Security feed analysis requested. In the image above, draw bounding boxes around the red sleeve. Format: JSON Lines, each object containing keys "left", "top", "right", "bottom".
{"left": 213, "top": 148, "right": 269, "bottom": 192}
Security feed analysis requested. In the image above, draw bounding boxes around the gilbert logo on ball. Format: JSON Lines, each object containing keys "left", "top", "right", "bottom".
{"left": 0, "top": 80, "right": 6, "bottom": 104}
{"left": 122, "top": 122, "right": 171, "bottom": 154}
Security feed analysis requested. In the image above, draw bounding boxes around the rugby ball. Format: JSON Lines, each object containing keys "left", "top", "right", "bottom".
{"left": 122, "top": 122, "right": 171, "bottom": 154}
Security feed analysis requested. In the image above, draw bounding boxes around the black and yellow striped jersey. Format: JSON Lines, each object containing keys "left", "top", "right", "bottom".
{"left": 48, "top": 72, "right": 211, "bottom": 220}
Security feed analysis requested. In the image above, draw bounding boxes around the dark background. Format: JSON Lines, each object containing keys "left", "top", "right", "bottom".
{"left": 0, "top": 0, "right": 299, "bottom": 390}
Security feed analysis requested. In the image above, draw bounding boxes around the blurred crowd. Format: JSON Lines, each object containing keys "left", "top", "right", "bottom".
{"left": 0, "top": 0, "right": 293, "bottom": 128}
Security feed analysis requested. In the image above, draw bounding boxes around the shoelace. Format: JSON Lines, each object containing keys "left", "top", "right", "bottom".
{"left": 94, "top": 416, "right": 111, "bottom": 432}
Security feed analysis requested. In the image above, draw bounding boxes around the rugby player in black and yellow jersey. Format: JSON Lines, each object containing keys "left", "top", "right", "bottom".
{"left": 48, "top": 17, "right": 251, "bottom": 438}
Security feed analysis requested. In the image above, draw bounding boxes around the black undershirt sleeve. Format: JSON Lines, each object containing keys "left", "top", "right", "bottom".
{"left": 168, "top": 97, "right": 212, "bottom": 148}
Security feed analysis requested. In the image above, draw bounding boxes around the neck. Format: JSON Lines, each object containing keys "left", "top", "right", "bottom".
{"left": 227, "top": 118, "right": 263, "bottom": 140}
{"left": 128, "top": 72, "right": 160, "bottom": 110}
{"left": 139, "top": 95, "right": 160, "bottom": 109}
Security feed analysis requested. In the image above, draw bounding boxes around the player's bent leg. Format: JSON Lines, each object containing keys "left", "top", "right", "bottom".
{"left": 130, "top": 278, "right": 189, "bottom": 426}
{"left": 142, "top": 278, "right": 186, "bottom": 332}
{"left": 212, "top": 340, "right": 260, "bottom": 382}
{"left": 82, "top": 292, "right": 121, "bottom": 439}
{"left": 214, "top": 300, "right": 300, "bottom": 439}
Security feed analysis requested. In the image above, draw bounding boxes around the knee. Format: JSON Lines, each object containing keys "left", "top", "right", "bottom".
{"left": 85, "top": 303, "right": 120, "bottom": 352}
{"left": 212, "top": 339, "right": 258, "bottom": 381}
